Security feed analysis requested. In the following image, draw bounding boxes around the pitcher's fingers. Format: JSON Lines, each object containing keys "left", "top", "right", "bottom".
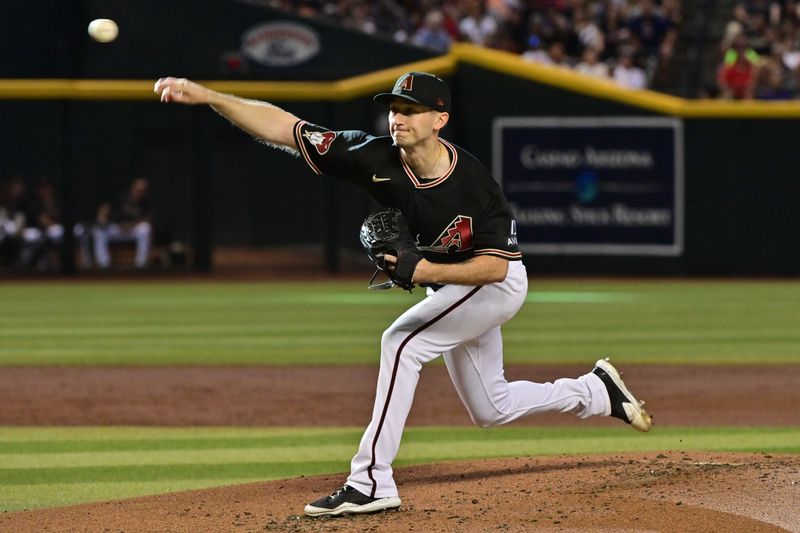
{"left": 154, "top": 77, "right": 174, "bottom": 93}
{"left": 159, "top": 86, "right": 175, "bottom": 102}
{"left": 156, "top": 77, "right": 184, "bottom": 95}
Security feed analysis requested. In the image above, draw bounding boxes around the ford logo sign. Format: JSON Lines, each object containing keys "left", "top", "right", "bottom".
{"left": 241, "top": 22, "right": 320, "bottom": 67}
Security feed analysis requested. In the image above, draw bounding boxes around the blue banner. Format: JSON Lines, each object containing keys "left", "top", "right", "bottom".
{"left": 493, "top": 117, "right": 683, "bottom": 256}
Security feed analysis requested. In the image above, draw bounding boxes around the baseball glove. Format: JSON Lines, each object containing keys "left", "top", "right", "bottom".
{"left": 359, "top": 208, "right": 423, "bottom": 291}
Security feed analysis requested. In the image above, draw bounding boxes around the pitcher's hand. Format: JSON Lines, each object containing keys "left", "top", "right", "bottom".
{"left": 154, "top": 77, "right": 214, "bottom": 105}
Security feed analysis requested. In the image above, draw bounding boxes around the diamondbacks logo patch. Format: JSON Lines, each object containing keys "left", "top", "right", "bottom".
{"left": 400, "top": 74, "right": 414, "bottom": 92}
{"left": 302, "top": 130, "right": 337, "bottom": 155}
{"left": 428, "top": 215, "right": 473, "bottom": 253}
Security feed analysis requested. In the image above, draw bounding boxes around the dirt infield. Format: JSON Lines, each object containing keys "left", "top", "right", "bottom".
{"left": 2, "top": 452, "right": 798, "bottom": 532}
{"left": 2, "top": 364, "right": 799, "bottom": 532}
{"left": 3, "top": 364, "right": 799, "bottom": 427}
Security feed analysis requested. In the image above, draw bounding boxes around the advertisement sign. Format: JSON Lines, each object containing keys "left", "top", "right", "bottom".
{"left": 493, "top": 117, "right": 683, "bottom": 255}
{"left": 242, "top": 22, "right": 320, "bottom": 67}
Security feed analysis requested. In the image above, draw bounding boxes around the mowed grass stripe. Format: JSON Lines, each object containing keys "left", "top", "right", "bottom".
{"left": 2, "top": 280, "right": 800, "bottom": 365}
{"left": 0, "top": 479, "right": 266, "bottom": 513}
{"left": 0, "top": 461, "right": 350, "bottom": 486}
{"left": 7, "top": 321, "right": 797, "bottom": 341}
{"left": 0, "top": 426, "right": 357, "bottom": 442}
{"left": 0, "top": 426, "right": 798, "bottom": 511}
{"left": 0, "top": 446, "right": 358, "bottom": 469}
{"left": 0, "top": 435, "right": 359, "bottom": 454}
{"left": 1, "top": 425, "right": 797, "bottom": 454}
{"left": 0, "top": 282, "right": 411, "bottom": 365}
{"left": 0, "top": 336, "right": 377, "bottom": 349}
{"left": 2, "top": 431, "right": 800, "bottom": 473}
{"left": 1, "top": 427, "right": 798, "bottom": 485}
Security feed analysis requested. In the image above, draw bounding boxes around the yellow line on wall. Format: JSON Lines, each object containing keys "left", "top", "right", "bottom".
{"left": 0, "top": 44, "right": 798, "bottom": 117}
{"left": 449, "top": 44, "right": 800, "bottom": 118}
{"left": 332, "top": 55, "right": 457, "bottom": 100}
{"left": 0, "top": 56, "right": 456, "bottom": 102}
{"left": 449, "top": 44, "right": 686, "bottom": 115}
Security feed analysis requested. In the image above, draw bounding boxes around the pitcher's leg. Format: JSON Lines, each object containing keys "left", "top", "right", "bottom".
{"left": 443, "top": 328, "right": 610, "bottom": 427}
{"left": 346, "top": 326, "right": 429, "bottom": 498}
{"left": 346, "top": 288, "right": 482, "bottom": 497}
{"left": 347, "top": 264, "right": 529, "bottom": 498}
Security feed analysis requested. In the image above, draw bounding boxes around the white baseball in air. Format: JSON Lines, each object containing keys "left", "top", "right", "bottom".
{"left": 88, "top": 19, "right": 119, "bottom": 43}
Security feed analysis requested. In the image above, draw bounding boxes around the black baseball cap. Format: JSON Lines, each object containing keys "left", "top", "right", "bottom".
{"left": 374, "top": 72, "right": 451, "bottom": 112}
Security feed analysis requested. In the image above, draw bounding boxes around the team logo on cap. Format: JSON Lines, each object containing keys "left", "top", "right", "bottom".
{"left": 400, "top": 75, "right": 414, "bottom": 92}
{"left": 427, "top": 215, "right": 473, "bottom": 253}
{"left": 302, "top": 130, "right": 337, "bottom": 155}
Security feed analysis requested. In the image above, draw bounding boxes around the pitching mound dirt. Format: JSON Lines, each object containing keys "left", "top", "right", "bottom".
{"left": 2, "top": 452, "right": 798, "bottom": 532}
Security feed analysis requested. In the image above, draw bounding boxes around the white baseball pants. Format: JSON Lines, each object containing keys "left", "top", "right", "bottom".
{"left": 346, "top": 261, "right": 611, "bottom": 498}
{"left": 92, "top": 222, "right": 152, "bottom": 268}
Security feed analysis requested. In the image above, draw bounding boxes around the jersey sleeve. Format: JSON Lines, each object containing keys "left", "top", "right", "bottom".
{"left": 293, "top": 120, "right": 375, "bottom": 182}
{"left": 473, "top": 196, "right": 522, "bottom": 261}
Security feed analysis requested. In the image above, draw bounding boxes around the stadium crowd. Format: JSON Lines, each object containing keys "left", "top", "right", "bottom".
{"left": 264, "top": 0, "right": 682, "bottom": 90}
{"left": 0, "top": 175, "right": 154, "bottom": 271}
{"left": 717, "top": 1, "right": 800, "bottom": 99}
{"left": 266, "top": 0, "right": 800, "bottom": 98}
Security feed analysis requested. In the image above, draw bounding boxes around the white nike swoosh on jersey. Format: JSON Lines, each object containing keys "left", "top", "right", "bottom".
{"left": 372, "top": 175, "right": 392, "bottom": 182}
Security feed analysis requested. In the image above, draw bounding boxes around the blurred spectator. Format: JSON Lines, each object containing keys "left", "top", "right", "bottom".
{"left": 613, "top": 47, "right": 647, "bottom": 88}
{"left": 575, "top": 47, "right": 611, "bottom": 78}
{"left": 573, "top": 6, "right": 605, "bottom": 53}
{"left": 458, "top": 0, "right": 499, "bottom": 46}
{"left": 745, "top": 0, "right": 772, "bottom": 19}
{"left": 412, "top": 10, "right": 452, "bottom": 52}
{"left": 521, "top": 34, "right": 548, "bottom": 62}
{"left": 92, "top": 177, "right": 153, "bottom": 269}
{"left": 592, "top": 0, "right": 630, "bottom": 60}
{"left": 343, "top": 0, "right": 377, "bottom": 34}
{"left": 717, "top": 1, "right": 800, "bottom": 99}
{"left": 522, "top": 40, "right": 570, "bottom": 66}
{"left": 747, "top": 12, "right": 773, "bottom": 55}
{"left": 724, "top": 32, "right": 761, "bottom": 67}
{"left": 0, "top": 176, "right": 27, "bottom": 267}
{"left": 722, "top": 3, "right": 753, "bottom": 51}
{"left": 718, "top": 32, "right": 760, "bottom": 99}
{"left": 486, "top": 0, "right": 528, "bottom": 53}
{"left": 18, "top": 179, "right": 91, "bottom": 270}
{"left": 661, "top": 0, "right": 683, "bottom": 28}
{"left": 785, "top": 48, "right": 800, "bottom": 89}
{"left": 528, "top": 8, "right": 574, "bottom": 50}
{"left": 754, "top": 56, "right": 794, "bottom": 98}
{"left": 439, "top": 2, "right": 463, "bottom": 41}
{"left": 628, "top": 0, "right": 671, "bottom": 58}
{"left": 718, "top": 48, "right": 757, "bottom": 99}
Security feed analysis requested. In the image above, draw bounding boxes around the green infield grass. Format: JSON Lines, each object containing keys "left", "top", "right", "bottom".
{"left": 1, "top": 279, "right": 799, "bottom": 365}
{"left": 1, "top": 425, "right": 798, "bottom": 512}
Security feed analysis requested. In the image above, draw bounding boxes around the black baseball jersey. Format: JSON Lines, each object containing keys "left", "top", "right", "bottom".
{"left": 293, "top": 121, "right": 521, "bottom": 264}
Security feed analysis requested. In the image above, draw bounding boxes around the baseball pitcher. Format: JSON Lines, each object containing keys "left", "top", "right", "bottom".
{"left": 154, "top": 71, "right": 652, "bottom": 518}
